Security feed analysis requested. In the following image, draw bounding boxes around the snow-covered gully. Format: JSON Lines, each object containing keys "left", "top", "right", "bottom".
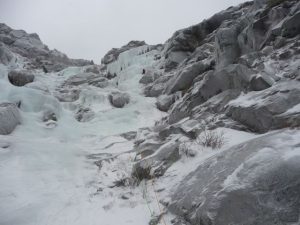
{"left": 1, "top": 1, "right": 300, "bottom": 224}
{"left": 0, "top": 46, "right": 168, "bottom": 225}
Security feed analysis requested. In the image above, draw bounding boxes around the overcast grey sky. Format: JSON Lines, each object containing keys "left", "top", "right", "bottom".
{"left": 0, "top": 0, "right": 246, "bottom": 63}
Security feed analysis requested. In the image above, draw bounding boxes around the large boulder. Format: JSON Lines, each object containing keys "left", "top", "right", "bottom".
{"left": 249, "top": 74, "right": 273, "bottom": 91}
{"left": 108, "top": 91, "right": 130, "bottom": 108}
{"left": 156, "top": 95, "right": 176, "bottom": 112}
{"left": 144, "top": 83, "right": 165, "bottom": 97}
{"left": 0, "top": 103, "right": 21, "bottom": 135}
{"left": 8, "top": 70, "right": 35, "bottom": 86}
{"left": 226, "top": 81, "right": 300, "bottom": 133}
{"left": 144, "top": 75, "right": 173, "bottom": 98}
{"left": 139, "top": 70, "right": 160, "bottom": 85}
{"left": 168, "top": 130, "right": 300, "bottom": 225}
{"left": 165, "top": 61, "right": 210, "bottom": 94}
{"left": 197, "top": 64, "right": 254, "bottom": 101}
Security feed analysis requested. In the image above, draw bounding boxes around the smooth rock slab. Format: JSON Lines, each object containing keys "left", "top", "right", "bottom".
{"left": 168, "top": 130, "right": 300, "bottom": 225}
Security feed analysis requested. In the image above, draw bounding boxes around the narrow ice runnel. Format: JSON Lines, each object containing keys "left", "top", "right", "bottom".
{"left": 0, "top": 47, "right": 165, "bottom": 225}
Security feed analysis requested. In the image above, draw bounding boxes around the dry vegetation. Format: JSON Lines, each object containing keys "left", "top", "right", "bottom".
{"left": 196, "top": 130, "right": 226, "bottom": 149}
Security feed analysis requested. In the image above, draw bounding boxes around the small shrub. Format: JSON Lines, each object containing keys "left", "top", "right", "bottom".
{"left": 267, "top": 0, "right": 288, "bottom": 7}
{"left": 179, "top": 142, "right": 197, "bottom": 157}
{"left": 196, "top": 130, "right": 226, "bottom": 149}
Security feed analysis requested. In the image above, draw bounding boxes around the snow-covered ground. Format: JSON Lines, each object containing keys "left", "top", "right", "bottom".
{"left": 0, "top": 46, "right": 167, "bottom": 225}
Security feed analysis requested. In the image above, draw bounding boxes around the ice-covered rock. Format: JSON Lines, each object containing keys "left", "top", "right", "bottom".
{"left": 64, "top": 72, "right": 99, "bottom": 86}
{"left": 101, "top": 40, "right": 146, "bottom": 65}
{"left": 8, "top": 70, "right": 35, "bottom": 86}
{"left": 42, "top": 110, "right": 57, "bottom": 122}
{"left": 0, "top": 42, "right": 13, "bottom": 65}
{"left": 75, "top": 107, "right": 95, "bottom": 122}
{"left": 215, "top": 25, "right": 240, "bottom": 68}
{"left": 55, "top": 88, "right": 81, "bottom": 102}
{"left": 108, "top": 91, "right": 130, "bottom": 108}
{"left": 88, "top": 77, "right": 109, "bottom": 88}
{"left": 0, "top": 103, "right": 21, "bottom": 135}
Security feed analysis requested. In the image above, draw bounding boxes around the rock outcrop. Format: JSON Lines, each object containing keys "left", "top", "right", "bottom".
{"left": 169, "top": 130, "right": 300, "bottom": 225}
{"left": 0, "top": 23, "right": 92, "bottom": 72}
{"left": 130, "top": 1, "right": 300, "bottom": 224}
